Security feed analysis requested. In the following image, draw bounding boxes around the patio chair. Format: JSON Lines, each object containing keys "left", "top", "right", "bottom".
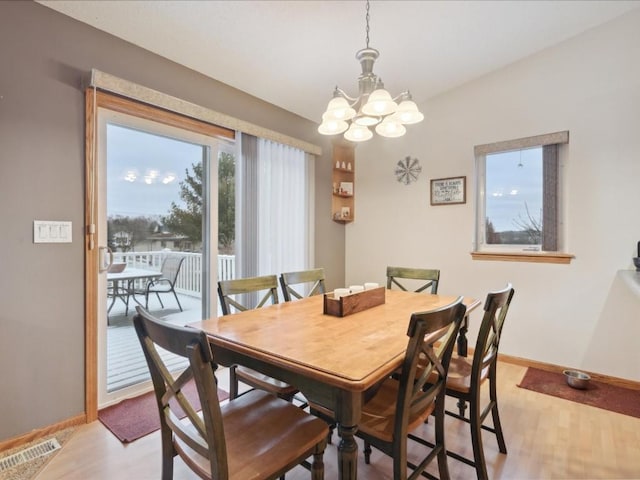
{"left": 279, "top": 268, "right": 326, "bottom": 301}
{"left": 133, "top": 306, "right": 328, "bottom": 480}
{"left": 145, "top": 255, "right": 185, "bottom": 312}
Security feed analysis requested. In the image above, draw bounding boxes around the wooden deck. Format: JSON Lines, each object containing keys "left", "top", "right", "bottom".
{"left": 107, "top": 293, "right": 204, "bottom": 392}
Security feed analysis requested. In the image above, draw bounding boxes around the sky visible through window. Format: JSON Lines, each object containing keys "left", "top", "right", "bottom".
{"left": 486, "top": 147, "right": 542, "bottom": 233}
{"left": 107, "top": 124, "right": 203, "bottom": 218}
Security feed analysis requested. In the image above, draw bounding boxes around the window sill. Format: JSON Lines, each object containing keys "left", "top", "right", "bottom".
{"left": 470, "top": 251, "right": 575, "bottom": 264}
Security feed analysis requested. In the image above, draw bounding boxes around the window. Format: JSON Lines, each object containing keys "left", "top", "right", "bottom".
{"left": 473, "top": 131, "right": 573, "bottom": 263}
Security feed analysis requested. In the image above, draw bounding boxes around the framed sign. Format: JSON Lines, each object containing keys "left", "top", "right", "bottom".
{"left": 430, "top": 176, "right": 466, "bottom": 205}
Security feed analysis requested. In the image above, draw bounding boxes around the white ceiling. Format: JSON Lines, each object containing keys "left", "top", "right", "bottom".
{"left": 39, "top": 0, "right": 640, "bottom": 123}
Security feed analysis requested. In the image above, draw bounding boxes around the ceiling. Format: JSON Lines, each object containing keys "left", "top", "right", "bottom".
{"left": 39, "top": 1, "right": 640, "bottom": 123}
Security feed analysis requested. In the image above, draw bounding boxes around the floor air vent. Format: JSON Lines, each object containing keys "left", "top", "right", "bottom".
{"left": 0, "top": 438, "right": 61, "bottom": 472}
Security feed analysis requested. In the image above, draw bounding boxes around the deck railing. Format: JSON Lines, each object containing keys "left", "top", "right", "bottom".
{"left": 113, "top": 251, "right": 235, "bottom": 297}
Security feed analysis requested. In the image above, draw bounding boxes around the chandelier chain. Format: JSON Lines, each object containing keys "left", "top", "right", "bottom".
{"left": 365, "top": 0, "right": 370, "bottom": 48}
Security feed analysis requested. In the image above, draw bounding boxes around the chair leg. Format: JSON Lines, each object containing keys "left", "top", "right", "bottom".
{"left": 172, "top": 288, "right": 183, "bottom": 311}
{"left": 327, "top": 424, "right": 335, "bottom": 445}
{"left": 363, "top": 440, "right": 372, "bottom": 464}
{"left": 435, "top": 397, "right": 451, "bottom": 480}
{"left": 469, "top": 398, "right": 489, "bottom": 480}
{"left": 457, "top": 398, "right": 467, "bottom": 417}
{"left": 229, "top": 366, "right": 239, "bottom": 399}
{"left": 160, "top": 426, "right": 175, "bottom": 480}
{"left": 310, "top": 441, "right": 326, "bottom": 480}
{"left": 489, "top": 376, "right": 507, "bottom": 454}
{"left": 155, "top": 292, "right": 165, "bottom": 308}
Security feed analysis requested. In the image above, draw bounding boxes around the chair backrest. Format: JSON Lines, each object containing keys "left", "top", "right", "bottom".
{"left": 217, "top": 275, "right": 279, "bottom": 315}
{"left": 386, "top": 266, "right": 440, "bottom": 294}
{"left": 394, "top": 297, "right": 467, "bottom": 441}
{"left": 470, "top": 284, "right": 515, "bottom": 386}
{"left": 279, "top": 268, "right": 326, "bottom": 302}
{"left": 160, "top": 255, "right": 185, "bottom": 284}
{"left": 133, "top": 306, "right": 228, "bottom": 479}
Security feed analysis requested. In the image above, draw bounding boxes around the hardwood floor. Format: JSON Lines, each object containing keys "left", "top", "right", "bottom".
{"left": 37, "top": 362, "right": 640, "bottom": 479}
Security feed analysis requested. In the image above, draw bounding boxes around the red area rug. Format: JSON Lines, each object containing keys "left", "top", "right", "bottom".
{"left": 98, "top": 381, "right": 229, "bottom": 443}
{"left": 517, "top": 367, "right": 640, "bottom": 418}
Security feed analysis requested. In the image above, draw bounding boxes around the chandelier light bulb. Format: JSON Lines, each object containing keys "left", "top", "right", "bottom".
{"left": 375, "top": 118, "right": 406, "bottom": 138}
{"left": 325, "top": 97, "right": 356, "bottom": 121}
{"left": 392, "top": 100, "right": 424, "bottom": 125}
{"left": 344, "top": 123, "right": 373, "bottom": 142}
{"left": 361, "top": 89, "right": 397, "bottom": 116}
{"left": 354, "top": 114, "right": 381, "bottom": 126}
{"left": 318, "top": 119, "right": 349, "bottom": 135}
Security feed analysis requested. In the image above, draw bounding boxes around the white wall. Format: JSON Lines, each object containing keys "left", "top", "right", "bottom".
{"left": 346, "top": 9, "right": 640, "bottom": 380}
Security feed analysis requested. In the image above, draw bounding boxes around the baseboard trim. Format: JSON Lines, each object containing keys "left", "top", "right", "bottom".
{"left": 0, "top": 414, "right": 86, "bottom": 452}
{"left": 499, "top": 353, "right": 640, "bottom": 391}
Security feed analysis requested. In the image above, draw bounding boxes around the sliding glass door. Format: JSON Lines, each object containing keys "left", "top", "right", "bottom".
{"left": 96, "top": 108, "right": 227, "bottom": 407}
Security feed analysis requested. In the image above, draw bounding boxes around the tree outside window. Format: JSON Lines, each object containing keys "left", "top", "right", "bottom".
{"left": 163, "top": 151, "right": 235, "bottom": 253}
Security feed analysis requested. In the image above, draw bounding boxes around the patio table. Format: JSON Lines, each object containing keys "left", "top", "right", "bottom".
{"left": 107, "top": 268, "right": 161, "bottom": 315}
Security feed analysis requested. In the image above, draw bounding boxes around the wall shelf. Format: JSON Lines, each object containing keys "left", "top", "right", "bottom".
{"left": 331, "top": 143, "right": 355, "bottom": 223}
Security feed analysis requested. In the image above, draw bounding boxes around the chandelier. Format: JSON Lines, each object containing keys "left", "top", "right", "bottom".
{"left": 317, "top": 0, "right": 424, "bottom": 142}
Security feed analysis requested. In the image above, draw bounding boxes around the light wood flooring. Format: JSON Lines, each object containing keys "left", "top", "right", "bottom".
{"left": 36, "top": 362, "right": 640, "bottom": 479}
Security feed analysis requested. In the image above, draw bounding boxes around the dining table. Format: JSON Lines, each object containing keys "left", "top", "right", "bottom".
{"left": 190, "top": 289, "right": 480, "bottom": 480}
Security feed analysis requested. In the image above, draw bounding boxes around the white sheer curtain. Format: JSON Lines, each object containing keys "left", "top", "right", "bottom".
{"left": 237, "top": 134, "right": 314, "bottom": 281}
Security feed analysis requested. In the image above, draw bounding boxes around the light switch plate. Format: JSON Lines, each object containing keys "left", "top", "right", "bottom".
{"left": 34, "top": 220, "right": 73, "bottom": 243}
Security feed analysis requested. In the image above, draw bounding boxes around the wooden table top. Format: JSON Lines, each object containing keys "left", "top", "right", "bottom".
{"left": 191, "top": 290, "right": 480, "bottom": 392}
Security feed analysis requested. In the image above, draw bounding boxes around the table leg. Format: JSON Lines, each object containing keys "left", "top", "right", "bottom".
{"left": 127, "top": 278, "right": 146, "bottom": 309}
{"left": 107, "top": 279, "right": 133, "bottom": 316}
{"left": 107, "top": 280, "right": 117, "bottom": 314}
{"left": 457, "top": 314, "right": 469, "bottom": 357}
{"left": 337, "top": 423, "right": 358, "bottom": 480}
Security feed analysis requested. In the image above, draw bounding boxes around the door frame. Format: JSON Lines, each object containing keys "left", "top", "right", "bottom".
{"left": 84, "top": 89, "right": 234, "bottom": 421}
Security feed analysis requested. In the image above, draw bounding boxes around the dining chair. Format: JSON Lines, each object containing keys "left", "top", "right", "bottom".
{"left": 311, "top": 297, "right": 467, "bottom": 480}
{"left": 440, "top": 284, "right": 515, "bottom": 480}
{"left": 386, "top": 266, "right": 440, "bottom": 294}
{"left": 279, "top": 268, "right": 326, "bottom": 302}
{"left": 217, "top": 275, "right": 299, "bottom": 402}
{"left": 145, "top": 255, "right": 185, "bottom": 312}
{"left": 133, "top": 307, "right": 328, "bottom": 480}
{"left": 218, "top": 274, "right": 279, "bottom": 315}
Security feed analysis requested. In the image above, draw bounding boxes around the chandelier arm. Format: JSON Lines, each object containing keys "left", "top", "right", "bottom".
{"left": 333, "top": 87, "right": 359, "bottom": 106}
{"left": 391, "top": 91, "right": 412, "bottom": 103}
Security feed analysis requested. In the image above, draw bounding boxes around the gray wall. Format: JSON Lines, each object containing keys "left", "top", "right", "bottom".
{"left": 0, "top": 1, "right": 344, "bottom": 441}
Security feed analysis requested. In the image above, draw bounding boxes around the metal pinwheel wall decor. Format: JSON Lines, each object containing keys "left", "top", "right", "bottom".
{"left": 395, "top": 156, "right": 422, "bottom": 185}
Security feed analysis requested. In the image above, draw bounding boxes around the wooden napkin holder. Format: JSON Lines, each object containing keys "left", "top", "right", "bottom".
{"left": 323, "top": 286, "right": 386, "bottom": 317}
